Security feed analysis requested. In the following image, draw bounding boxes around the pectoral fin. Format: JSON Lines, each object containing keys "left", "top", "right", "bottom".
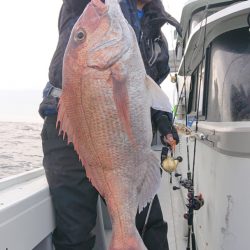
{"left": 111, "top": 63, "right": 135, "bottom": 145}
{"left": 145, "top": 75, "right": 172, "bottom": 112}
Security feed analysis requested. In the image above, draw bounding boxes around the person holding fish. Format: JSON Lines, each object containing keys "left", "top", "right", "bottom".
{"left": 39, "top": 0, "right": 180, "bottom": 249}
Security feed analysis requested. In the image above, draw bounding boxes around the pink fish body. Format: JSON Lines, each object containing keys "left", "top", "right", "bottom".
{"left": 57, "top": 0, "right": 172, "bottom": 249}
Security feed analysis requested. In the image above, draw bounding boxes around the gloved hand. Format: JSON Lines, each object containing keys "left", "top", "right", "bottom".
{"left": 155, "top": 111, "right": 179, "bottom": 148}
{"left": 153, "top": 110, "right": 179, "bottom": 150}
{"left": 162, "top": 133, "right": 177, "bottom": 150}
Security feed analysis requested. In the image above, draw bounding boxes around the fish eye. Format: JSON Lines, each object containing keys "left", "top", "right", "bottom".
{"left": 74, "top": 29, "right": 86, "bottom": 41}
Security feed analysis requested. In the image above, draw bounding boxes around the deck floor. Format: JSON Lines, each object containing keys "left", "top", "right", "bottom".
{"left": 159, "top": 171, "right": 188, "bottom": 250}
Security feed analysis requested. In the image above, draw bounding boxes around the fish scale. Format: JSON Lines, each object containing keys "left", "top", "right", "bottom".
{"left": 57, "top": 0, "right": 172, "bottom": 249}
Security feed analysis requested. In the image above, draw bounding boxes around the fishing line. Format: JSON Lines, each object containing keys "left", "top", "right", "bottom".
{"left": 173, "top": 5, "right": 210, "bottom": 124}
{"left": 172, "top": 3, "right": 209, "bottom": 250}
{"left": 186, "top": 5, "right": 209, "bottom": 250}
{"left": 192, "top": 9, "right": 208, "bottom": 185}
{"left": 247, "top": 12, "right": 250, "bottom": 30}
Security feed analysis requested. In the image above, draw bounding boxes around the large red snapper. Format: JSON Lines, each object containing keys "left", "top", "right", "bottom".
{"left": 57, "top": 0, "right": 172, "bottom": 249}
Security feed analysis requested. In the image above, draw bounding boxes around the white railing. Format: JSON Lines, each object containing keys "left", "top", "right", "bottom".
{"left": 0, "top": 168, "right": 110, "bottom": 250}
{"left": 0, "top": 168, "right": 55, "bottom": 250}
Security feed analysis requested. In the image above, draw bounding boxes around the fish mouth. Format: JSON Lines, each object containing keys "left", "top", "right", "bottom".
{"left": 78, "top": 0, "right": 108, "bottom": 34}
{"left": 91, "top": 0, "right": 108, "bottom": 17}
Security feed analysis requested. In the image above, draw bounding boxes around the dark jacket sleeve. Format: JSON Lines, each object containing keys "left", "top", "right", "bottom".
{"left": 48, "top": 0, "right": 90, "bottom": 89}
{"left": 143, "top": 0, "right": 182, "bottom": 37}
{"left": 151, "top": 109, "right": 179, "bottom": 145}
{"left": 163, "top": 11, "right": 182, "bottom": 37}
{"left": 39, "top": 1, "right": 90, "bottom": 118}
{"left": 63, "top": 0, "right": 90, "bottom": 14}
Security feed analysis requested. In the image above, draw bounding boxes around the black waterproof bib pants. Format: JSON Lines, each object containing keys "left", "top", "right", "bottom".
{"left": 41, "top": 115, "right": 169, "bottom": 250}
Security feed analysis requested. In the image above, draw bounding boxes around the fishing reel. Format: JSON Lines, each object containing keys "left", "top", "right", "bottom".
{"left": 160, "top": 146, "right": 183, "bottom": 173}
{"left": 185, "top": 193, "right": 204, "bottom": 211}
{"left": 173, "top": 172, "right": 204, "bottom": 222}
{"left": 173, "top": 173, "right": 193, "bottom": 190}
{"left": 184, "top": 193, "right": 204, "bottom": 221}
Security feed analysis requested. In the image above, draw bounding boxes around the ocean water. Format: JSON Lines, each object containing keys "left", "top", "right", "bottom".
{"left": 0, "top": 83, "right": 176, "bottom": 180}
{"left": 0, "top": 121, "right": 43, "bottom": 179}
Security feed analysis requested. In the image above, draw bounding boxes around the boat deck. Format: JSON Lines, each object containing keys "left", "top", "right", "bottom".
{"left": 0, "top": 147, "right": 188, "bottom": 250}
{"left": 159, "top": 170, "right": 187, "bottom": 250}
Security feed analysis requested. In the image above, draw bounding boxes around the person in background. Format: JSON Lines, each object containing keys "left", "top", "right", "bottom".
{"left": 133, "top": 0, "right": 181, "bottom": 147}
{"left": 39, "top": 0, "right": 180, "bottom": 249}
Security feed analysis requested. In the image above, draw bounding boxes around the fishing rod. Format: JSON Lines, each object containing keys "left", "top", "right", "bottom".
{"left": 143, "top": 2, "right": 211, "bottom": 244}
{"left": 164, "top": 4, "right": 210, "bottom": 249}
{"left": 141, "top": 144, "right": 183, "bottom": 240}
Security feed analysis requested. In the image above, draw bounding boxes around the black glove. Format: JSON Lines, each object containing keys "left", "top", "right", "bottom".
{"left": 156, "top": 112, "right": 179, "bottom": 146}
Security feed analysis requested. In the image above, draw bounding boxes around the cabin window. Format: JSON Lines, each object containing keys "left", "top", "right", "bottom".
{"left": 190, "top": 11, "right": 205, "bottom": 34}
{"left": 190, "top": 6, "right": 230, "bottom": 35}
{"left": 187, "top": 56, "right": 207, "bottom": 119}
{"left": 206, "top": 28, "right": 250, "bottom": 122}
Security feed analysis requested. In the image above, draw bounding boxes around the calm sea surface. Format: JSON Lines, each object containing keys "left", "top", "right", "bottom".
{"left": 0, "top": 121, "right": 43, "bottom": 179}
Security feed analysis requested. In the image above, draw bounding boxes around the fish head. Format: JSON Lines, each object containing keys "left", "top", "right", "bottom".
{"left": 63, "top": 0, "right": 132, "bottom": 76}
{"left": 62, "top": 0, "right": 108, "bottom": 73}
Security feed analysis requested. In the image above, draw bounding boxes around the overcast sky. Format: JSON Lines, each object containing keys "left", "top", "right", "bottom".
{"left": 0, "top": 0, "right": 185, "bottom": 92}
{"left": 0, "top": 0, "right": 61, "bottom": 91}
{"left": 0, "top": 0, "right": 186, "bottom": 123}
